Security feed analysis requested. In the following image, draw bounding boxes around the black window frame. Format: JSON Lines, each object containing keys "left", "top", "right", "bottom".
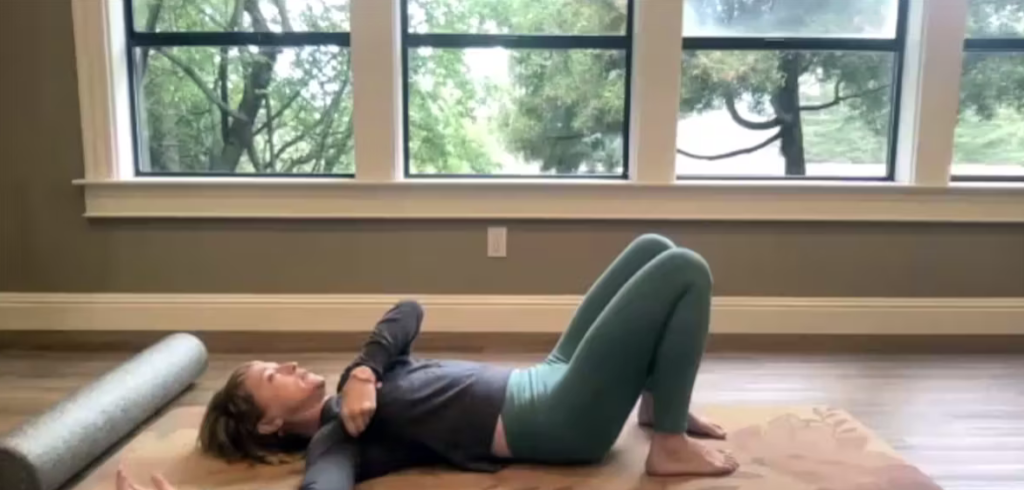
{"left": 123, "top": 0, "right": 354, "bottom": 178}
{"left": 400, "top": 0, "right": 636, "bottom": 179}
{"left": 953, "top": 36, "right": 1024, "bottom": 183}
{"left": 677, "top": 0, "right": 911, "bottom": 181}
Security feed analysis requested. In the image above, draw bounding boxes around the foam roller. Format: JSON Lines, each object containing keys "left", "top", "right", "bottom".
{"left": 0, "top": 333, "right": 208, "bottom": 490}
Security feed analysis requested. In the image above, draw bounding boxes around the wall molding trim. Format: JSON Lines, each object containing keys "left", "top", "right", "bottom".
{"left": 1, "top": 294, "right": 1022, "bottom": 335}
{"left": 77, "top": 179, "right": 1024, "bottom": 222}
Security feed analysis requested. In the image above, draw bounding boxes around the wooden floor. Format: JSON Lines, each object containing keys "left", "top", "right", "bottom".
{"left": 1, "top": 350, "right": 1022, "bottom": 490}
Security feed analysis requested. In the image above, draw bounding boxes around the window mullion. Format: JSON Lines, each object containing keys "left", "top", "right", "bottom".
{"left": 73, "top": 0, "right": 133, "bottom": 180}
{"left": 895, "top": 0, "right": 969, "bottom": 186}
{"left": 630, "top": 0, "right": 683, "bottom": 184}
{"left": 351, "top": 0, "right": 402, "bottom": 182}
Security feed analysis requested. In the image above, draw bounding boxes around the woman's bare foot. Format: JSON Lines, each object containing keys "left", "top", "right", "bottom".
{"left": 686, "top": 412, "right": 728, "bottom": 440}
{"left": 638, "top": 393, "right": 727, "bottom": 439}
{"left": 646, "top": 433, "right": 739, "bottom": 477}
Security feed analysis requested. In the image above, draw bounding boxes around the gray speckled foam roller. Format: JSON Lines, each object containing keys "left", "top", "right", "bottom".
{"left": 0, "top": 333, "right": 208, "bottom": 490}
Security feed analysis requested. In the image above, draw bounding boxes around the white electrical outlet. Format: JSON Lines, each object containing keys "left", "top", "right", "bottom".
{"left": 487, "top": 227, "right": 507, "bottom": 258}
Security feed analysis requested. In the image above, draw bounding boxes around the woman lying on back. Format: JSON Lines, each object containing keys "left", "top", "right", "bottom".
{"left": 117, "top": 234, "right": 737, "bottom": 490}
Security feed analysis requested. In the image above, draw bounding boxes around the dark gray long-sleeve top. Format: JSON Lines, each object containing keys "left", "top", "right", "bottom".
{"left": 299, "top": 301, "right": 512, "bottom": 490}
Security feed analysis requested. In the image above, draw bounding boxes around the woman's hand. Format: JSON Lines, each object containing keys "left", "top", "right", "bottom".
{"left": 340, "top": 365, "right": 381, "bottom": 437}
{"left": 116, "top": 467, "right": 175, "bottom": 490}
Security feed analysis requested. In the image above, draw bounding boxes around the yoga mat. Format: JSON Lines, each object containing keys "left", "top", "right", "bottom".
{"left": 74, "top": 405, "right": 942, "bottom": 490}
{"left": 0, "top": 334, "right": 208, "bottom": 490}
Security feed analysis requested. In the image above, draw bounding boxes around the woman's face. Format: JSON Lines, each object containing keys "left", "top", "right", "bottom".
{"left": 242, "top": 361, "right": 326, "bottom": 426}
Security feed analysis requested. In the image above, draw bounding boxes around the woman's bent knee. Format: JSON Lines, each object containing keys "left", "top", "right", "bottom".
{"left": 631, "top": 234, "right": 676, "bottom": 254}
{"left": 660, "top": 248, "right": 713, "bottom": 287}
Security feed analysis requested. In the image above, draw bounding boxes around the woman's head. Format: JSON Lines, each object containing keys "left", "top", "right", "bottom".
{"left": 198, "top": 361, "right": 327, "bottom": 463}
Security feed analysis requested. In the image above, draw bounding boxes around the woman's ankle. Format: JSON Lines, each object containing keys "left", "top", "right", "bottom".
{"left": 638, "top": 392, "right": 654, "bottom": 426}
{"left": 650, "top": 431, "right": 690, "bottom": 448}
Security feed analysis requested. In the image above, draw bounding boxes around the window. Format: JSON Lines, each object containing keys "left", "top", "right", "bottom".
{"left": 126, "top": 0, "right": 353, "bottom": 176}
{"left": 953, "top": 0, "right": 1024, "bottom": 181}
{"left": 401, "top": 0, "right": 634, "bottom": 177}
{"left": 71, "top": 1, "right": 1024, "bottom": 221}
{"left": 676, "top": 0, "right": 907, "bottom": 179}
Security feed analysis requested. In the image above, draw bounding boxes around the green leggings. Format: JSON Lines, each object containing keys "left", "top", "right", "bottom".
{"left": 501, "top": 234, "right": 712, "bottom": 463}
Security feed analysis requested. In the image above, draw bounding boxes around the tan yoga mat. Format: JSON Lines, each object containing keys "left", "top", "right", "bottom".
{"left": 75, "top": 406, "right": 942, "bottom": 490}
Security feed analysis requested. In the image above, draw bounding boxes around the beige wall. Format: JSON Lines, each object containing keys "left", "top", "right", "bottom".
{"left": 1, "top": 1, "right": 1022, "bottom": 297}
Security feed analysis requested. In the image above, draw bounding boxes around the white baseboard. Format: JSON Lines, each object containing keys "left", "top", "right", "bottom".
{"left": 0, "top": 294, "right": 1022, "bottom": 335}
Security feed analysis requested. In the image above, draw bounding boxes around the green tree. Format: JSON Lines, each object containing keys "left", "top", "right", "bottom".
{"left": 677, "top": 0, "right": 1024, "bottom": 174}
{"left": 677, "top": 0, "right": 896, "bottom": 175}
{"left": 134, "top": 0, "right": 354, "bottom": 174}
{"left": 137, "top": 0, "right": 1023, "bottom": 176}
{"left": 406, "top": 0, "right": 629, "bottom": 174}
{"left": 955, "top": 0, "right": 1024, "bottom": 165}
{"left": 406, "top": 0, "right": 502, "bottom": 174}
{"left": 493, "top": 0, "right": 629, "bottom": 174}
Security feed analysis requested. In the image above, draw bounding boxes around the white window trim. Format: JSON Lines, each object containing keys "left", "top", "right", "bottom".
{"left": 895, "top": 0, "right": 970, "bottom": 185}
{"left": 72, "top": 0, "right": 133, "bottom": 181}
{"left": 350, "top": 0, "right": 402, "bottom": 182}
{"left": 629, "top": 0, "right": 683, "bottom": 183}
{"left": 71, "top": 0, "right": 1024, "bottom": 222}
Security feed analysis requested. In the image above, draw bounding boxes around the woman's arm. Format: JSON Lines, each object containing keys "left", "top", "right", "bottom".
{"left": 303, "top": 421, "right": 440, "bottom": 489}
{"left": 342, "top": 301, "right": 423, "bottom": 383}
{"left": 113, "top": 425, "right": 359, "bottom": 490}
{"left": 300, "top": 422, "right": 357, "bottom": 490}
{"left": 115, "top": 423, "right": 434, "bottom": 490}
{"left": 335, "top": 301, "right": 423, "bottom": 436}
{"left": 114, "top": 438, "right": 358, "bottom": 490}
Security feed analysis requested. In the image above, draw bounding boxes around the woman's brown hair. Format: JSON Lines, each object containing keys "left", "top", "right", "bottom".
{"left": 197, "top": 363, "right": 310, "bottom": 464}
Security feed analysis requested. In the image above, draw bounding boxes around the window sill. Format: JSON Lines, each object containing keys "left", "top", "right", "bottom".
{"left": 74, "top": 178, "right": 1024, "bottom": 222}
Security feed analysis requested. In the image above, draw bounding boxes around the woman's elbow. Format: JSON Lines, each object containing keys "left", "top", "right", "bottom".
{"left": 394, "top": 300, "right": 424, "bottom": 319}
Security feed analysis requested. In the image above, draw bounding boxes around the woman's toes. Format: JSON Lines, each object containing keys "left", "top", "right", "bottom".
{"left": 727, "top": 453, "right": 740, "bottom": 469}
{"left": 707, "top": 423, "right": 727, "bottom": 439}
{"left": 687, "top": 413, "right": 728, "bottom": 439}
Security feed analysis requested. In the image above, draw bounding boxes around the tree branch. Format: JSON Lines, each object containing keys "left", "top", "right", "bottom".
{"left": 156, "top": 48, "right": 248, "bottom": 121}
{"left": 246, "top": 140, "right": 265, "bottom": 172}
{"left": 321, "top": 122, "right": 354, "bottom": 173}
{"left": 282, "top": 126, "right": 351, "bottom": 173}
{"left": 547, "top": 133, "right": 586, "bottom": 140}
{"left": 274, "top": 106, "right": 332, "bottom": 167}
{"left": 218, "top": 51, "right": 229, "bottom": 141}
{"left": 676, "top": 131, "right": 783, "bottom": 161}
{"left": 254, "top": 90, "right": 303, "bottom": 135}
{"left": 228, "top": 0, "right": 245, "bottom": 29}
{"left": 265, "top": 96, "right": 275, "bottom": 170}
{"left": 274, "top": 56, "right": 351, "bottom": 165}
{"left": 312, "top": 104, "right": 339, "bottom": 170}
{"left": 219, "top": 0, "right": 246, "bottom": 141}
{"left": 213, "top": 0, "right": 282, "bottom": 172}
{"left": 282, "top": 152, "right": 316, "bottom": 172}
{"left": 277, "top": 88, "right": 344, "bottom": 166}
{"left": 282, "top": 93, "right": 348, "bottom": 173}
{"left": 724, "top": 90, "right": 781, "bottom": 130}
{"left": 800, "top": 82, "right": 890, "bottom": 111}
{"left": 138, "top": 0, "right": 166, "bottom": 78}
{"left": 196, "top": 6, "right": 229, "bottom": 30}
{"left": 271, "top": 0, "right": 294, "bottom": 31}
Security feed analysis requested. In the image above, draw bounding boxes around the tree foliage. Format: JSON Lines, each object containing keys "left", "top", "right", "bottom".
{"left": 679, "top": 0, "right": 896, "bottom": 174}
{"left": 679, "top": 0, "right": 1024, "bottom": 173}
{"left": 956, "top": 1, "right": 1024, "bottom": 164}
{"left": 135, "top": 0, "right": 353, "bottom": 174}
{"left": 136, "top": 0, "right": 1024, "bottom": 176}
{"left": 407, "top": 0, "right": 628, "bottom": 174}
